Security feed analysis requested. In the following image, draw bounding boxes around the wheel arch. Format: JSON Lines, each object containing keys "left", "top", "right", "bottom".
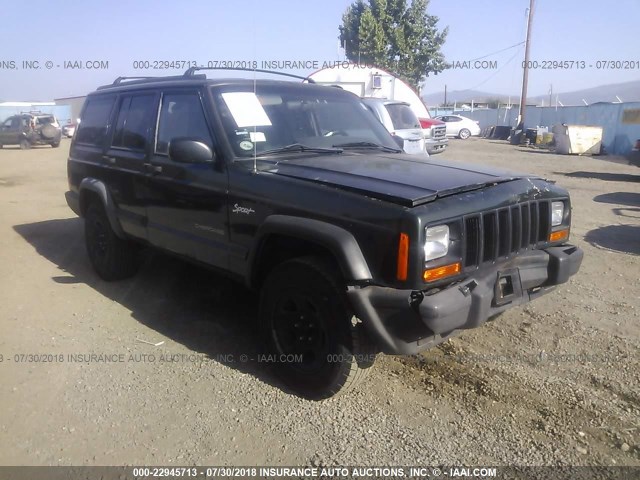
{"left": 78, "top": 178, "right": 126, "bottom": 239}
{"left": 248, "top": 215, "right": 372, "bottom": 289}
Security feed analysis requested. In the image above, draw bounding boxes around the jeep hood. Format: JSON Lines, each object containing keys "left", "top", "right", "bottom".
{"left": 265, "top": 154, "right": 536, "bottom": 207}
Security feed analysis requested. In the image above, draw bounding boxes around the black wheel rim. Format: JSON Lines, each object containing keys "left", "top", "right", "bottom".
{"left": 271, "top": 289, "right": 330, "bottom": 373}
{"left": 87, "top": 216, "right": 108, "bottom": 262}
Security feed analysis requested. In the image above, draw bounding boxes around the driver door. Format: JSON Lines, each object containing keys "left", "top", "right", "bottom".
{"left": 145, "top": 89, "right": 230, "bottom": 268}
{"left": 0, "top": 117, "right": 20, "bottom": 145}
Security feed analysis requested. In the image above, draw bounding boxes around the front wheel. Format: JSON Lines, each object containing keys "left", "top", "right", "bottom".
{"left": 458, "top": 128, "right": 471, "bottom": 140}
{"left": 260, "top": 257, "right": 376, "bottom": 400}
{"left": 19, "top": 139, "right": 31, "bottom": 150}
{"left": 85, "top": 202, "right": 140, "bottom": 281}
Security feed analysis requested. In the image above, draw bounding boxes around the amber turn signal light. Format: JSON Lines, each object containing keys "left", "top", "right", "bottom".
{"left": 549, "top": 228, "right": 569, "bottom": 242}
{"left": 423, "top": 262, "right": 461, "bottom": 282}
{"left": 396, "top": 233, "right": 409, "bottom": 281}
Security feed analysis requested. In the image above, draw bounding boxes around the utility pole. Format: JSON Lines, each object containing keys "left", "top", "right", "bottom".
{"left": 517, "top": 0, "right": 535, "bottom": 129}
{"left": 549, "top": 84, "right": 552, "bottom": 109}
{"left": 444, "top": 84, "right": 447, "bottom": 106}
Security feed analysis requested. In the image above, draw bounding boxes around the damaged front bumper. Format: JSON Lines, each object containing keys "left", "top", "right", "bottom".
{"left": 348, "top": 244, "right": 583, "bottom": 355}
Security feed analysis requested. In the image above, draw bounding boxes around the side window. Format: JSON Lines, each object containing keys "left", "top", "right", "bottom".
{"left": 76, "top": 96, "right": 116, "bottom": 146}
{"left": 112, "top": 94, "right": 156, "bottom": 151}
{"left": 156, "top": 92, "right": 212, "bottom": 155}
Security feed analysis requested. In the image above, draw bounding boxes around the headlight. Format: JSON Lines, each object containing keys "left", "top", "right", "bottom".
{"left": 551, "top": 201, "right": 564, "bottom": 226}
{"left": 424, "top": 225, "right": 449, "bottom": 262}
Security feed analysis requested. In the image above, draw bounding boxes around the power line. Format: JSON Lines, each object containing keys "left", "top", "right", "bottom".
{"left": 456, "top": 45, "right": 524, "bottom": 93}
{"left": 467, "top": 41, "right": 525, "bottom": 63}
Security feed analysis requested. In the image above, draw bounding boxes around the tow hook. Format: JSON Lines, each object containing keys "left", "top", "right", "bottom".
{"left": 409, "top": 290, "right": 424, "bottom": 308}
{"left": 459, "top": 279, "right": 478, "bottom": 297}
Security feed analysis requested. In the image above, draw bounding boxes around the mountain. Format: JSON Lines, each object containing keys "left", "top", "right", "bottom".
{"left": 422, "top": 79, "right": 640, "bottom": 106}
{"left": 421, "top": 90, "right": 514, "bottom": 106}
{"left": 529, "top": 79, "right": 640, "bottom": 105}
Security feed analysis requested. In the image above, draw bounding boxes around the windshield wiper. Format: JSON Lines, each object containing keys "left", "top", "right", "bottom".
{"left": 258, "top": 143, "right": 343, "bottom": 156}
{"left": 332, "top": 141, "right": 402, "bottom": 153}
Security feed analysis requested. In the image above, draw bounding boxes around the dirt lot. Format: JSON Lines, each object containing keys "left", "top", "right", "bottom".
{"left": 0, "top": 138, "right": 638, "bottom": 467}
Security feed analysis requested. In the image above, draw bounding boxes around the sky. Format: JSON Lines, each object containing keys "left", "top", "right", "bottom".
{"left": 0, "top": 0, "right": 638, "bottom": 101}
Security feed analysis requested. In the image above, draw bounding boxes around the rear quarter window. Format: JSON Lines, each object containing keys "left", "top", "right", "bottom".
{"left": 76, "top": 96, "right": 116, "bottom": 146}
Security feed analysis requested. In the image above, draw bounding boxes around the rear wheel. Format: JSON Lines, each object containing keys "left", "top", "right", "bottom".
{"left": 19, "top": 139, "right": 31, "bottom": 150}
{"left": 458, "top": 128, "right": 471, "bottom": 140}
{"left": 51, "top": 141, "right": 60, "bottom": 148}
{"left": 85, "top": 202, "right": 139, "bottom": 280}
{"left": 260, "top": 256, "right": 376, "bottom": 400}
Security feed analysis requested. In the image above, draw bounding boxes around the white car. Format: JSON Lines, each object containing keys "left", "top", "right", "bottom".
{"left": 62, "top": 123, "right": 76, "bottom": 138}
{"left": 361, "top": 98, "right": 429, "bottom": 156}
{"left": 435, "top": 114, "right": 481, "bottom": 139}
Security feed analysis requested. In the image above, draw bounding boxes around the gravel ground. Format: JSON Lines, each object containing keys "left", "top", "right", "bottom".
{"left": 0, "top": 138, "right": 638, "bottom": 467}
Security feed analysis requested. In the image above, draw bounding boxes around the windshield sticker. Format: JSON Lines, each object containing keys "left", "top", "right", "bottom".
{"left": 221, "top": 92, "right": 272, "bottom": 128}
{"left": 239, "top": 140, "right": 254, "bottom": 151}
{"left": 249, "top": 131, "right": 266, "bottom": 142}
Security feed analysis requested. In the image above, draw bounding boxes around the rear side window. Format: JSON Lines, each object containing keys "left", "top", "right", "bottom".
{"left": 112, "top": 94, "right": 156, "bottom": 151}
{"left": 156, "top": 92, "right": 212, "bottom": 155}
{"left": 384, "top": 104, "right": 420, "bottom": 130}
{"left": 76, "top": 96, "right": 116, "bottom": 146}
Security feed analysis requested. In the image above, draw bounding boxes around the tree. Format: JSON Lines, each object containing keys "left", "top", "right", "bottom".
{"left": 339, "top": 0, "right": 448, "bottom": 90}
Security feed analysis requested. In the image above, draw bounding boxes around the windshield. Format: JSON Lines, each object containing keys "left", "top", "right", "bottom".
{"left": 212, "top": 84, "right": 400, "bottom": 158}
{"left": 384, "top": 103, "right": 421, "bottom": 130}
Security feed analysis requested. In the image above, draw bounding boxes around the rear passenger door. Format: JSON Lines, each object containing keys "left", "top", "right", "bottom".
{"left": 145, "top": 89, "right": 229, "bottom": 268}
{"left": 102, "top": 92, "right": 159, "bottom": 240}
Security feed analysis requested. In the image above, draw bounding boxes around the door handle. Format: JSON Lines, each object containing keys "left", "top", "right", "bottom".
{"left": 145, "top": 164, "right": 163, "bottom": 174}
{"left": 102, "top": 156, "right": 116, "bottom": 164}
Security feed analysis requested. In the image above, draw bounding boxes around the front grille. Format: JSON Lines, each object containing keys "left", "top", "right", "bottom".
{"left": 463, "top": 200, "right": 551, "bottom": 268}
{"left": 432, "top": 126, "right": 446, "bottom": 140}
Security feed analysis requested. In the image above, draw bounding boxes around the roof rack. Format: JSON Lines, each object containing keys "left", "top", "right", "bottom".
{"left": 111, "top": 76, "right": 155, "bottom": 85}
{"left": 97, "top": 67, "right": 315, "bottom": 91}
{"left": 183, "top": 66, "right": 315, "bottom": 83}
{"left": 97, "top": 74, "right": 207, "bottom": 90}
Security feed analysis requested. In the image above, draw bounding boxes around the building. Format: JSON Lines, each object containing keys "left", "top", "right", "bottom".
{"left": 54, "top": 96, "right": 87, "bottom": 124}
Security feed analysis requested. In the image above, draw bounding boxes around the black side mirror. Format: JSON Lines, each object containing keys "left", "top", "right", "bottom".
{"left": 168, "top": 138, "right": 214, "bottom": 164}
{"left": 392, "top": 134, "right": 404, "bottom": 149}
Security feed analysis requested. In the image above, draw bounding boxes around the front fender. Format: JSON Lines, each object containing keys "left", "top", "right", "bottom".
{"left": 250, "top": 215, "right": 372, "bottom": 285}
{"left": 78, "top": 178, "right": 126, "bottom": 239}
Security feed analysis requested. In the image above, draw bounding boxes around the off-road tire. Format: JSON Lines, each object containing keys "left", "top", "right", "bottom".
{"left": 51, "top": 141, "right": 60, "bottom": 148}
{"left": 84, "top": 202, "right": 139, "bottom": 281}
{"left": 19, "top": 139, "right": 31, "bottom": 150}
{"left": 260, "top": 256, "right": 376, "bottom": 400}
